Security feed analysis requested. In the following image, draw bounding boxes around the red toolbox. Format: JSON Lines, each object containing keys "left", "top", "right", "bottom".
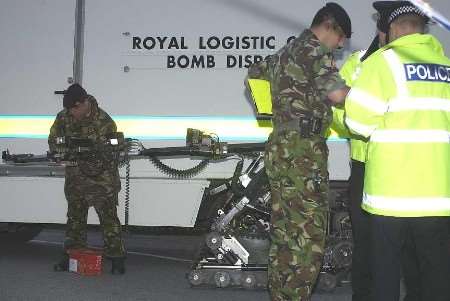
{"left": 68, "top": 248, "right": 103, "bottom": 276}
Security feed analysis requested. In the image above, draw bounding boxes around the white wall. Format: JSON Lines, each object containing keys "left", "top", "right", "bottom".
{"left": 0, "top": 1, "right": 449, "bottom": 225}
{"left": 0, "top": 0, "right": 76, "bottom": 115}
{"left": 2, "top": 0, "right": 449, "bottom": 118}
{"left": 82, "top": 0, "right": 450, "bottom": 117}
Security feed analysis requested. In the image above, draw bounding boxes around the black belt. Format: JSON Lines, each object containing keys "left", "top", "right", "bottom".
{"left": 276, "top": 115, "right": 323, "bottom": 138}
{"left": 299, "top": 115, "right": 323, "bottom": 138}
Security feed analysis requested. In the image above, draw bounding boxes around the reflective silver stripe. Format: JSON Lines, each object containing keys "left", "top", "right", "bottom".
{"left": 347, "top": 88, "right": 388, "bottom": 114}
{"left": 358, "top": 50, "right": 367, "bottom": 61}
{"left": 363, "top": 193, "right": 450, "bottom": 212}
{"left": 371, "top": 129, "right": 450, "bottom": 143}
{"left": 383, "top": 49, "right": 409, "bottom": 97}
{"left": 345, "top": 117, "right": 377, "bottom": 137}
{"left": 351, "top": 50, "right": 366, "bottom": 81}
{"left": 388, "top": 97, "right": 450, "bottom": 112}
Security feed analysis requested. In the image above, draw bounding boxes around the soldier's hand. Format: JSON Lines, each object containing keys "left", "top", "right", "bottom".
{"left": 328, "top": 86, "right": 350, "bottom": 105}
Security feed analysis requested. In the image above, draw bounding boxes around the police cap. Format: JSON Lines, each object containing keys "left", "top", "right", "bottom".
{"left": 63, "top": 83, "right": 88, "bottom": 109}
{"left": 325, "top": 2, "right": 352, "bottom": 38}
{"left": 376, "top": 9, "right": 390, "bottom": 32}
{"left": 373, "top": 1, "right": 428, "bottom": 33}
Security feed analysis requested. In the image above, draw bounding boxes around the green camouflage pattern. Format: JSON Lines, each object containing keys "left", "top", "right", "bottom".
{"left": 248, "top": 29, "right": 344, "bottom": 130}
{"left": 265, "top": 133, "right": 329, "bottom": 300}
{"left": 65, "top": 192, "right": 125, "bottom": 257}
{"left": 48, "top": 96, "right": 125, "bottom": 258}
{"left": 48, "top": 95, "right": 121, "bottom": 195}
{"left": 248, "top": 29, "right": 341, "bottom": 300}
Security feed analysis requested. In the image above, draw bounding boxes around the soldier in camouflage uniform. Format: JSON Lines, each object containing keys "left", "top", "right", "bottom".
{"left": 49, "top": 84, "right": 126, "bottom": 274}
{"left": 247, "top": 3, "right": 351, "bottom": 300}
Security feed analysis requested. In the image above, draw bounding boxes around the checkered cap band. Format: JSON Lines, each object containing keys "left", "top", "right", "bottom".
{"left": 388, "top": 5, "right": 426, "bottom": 23}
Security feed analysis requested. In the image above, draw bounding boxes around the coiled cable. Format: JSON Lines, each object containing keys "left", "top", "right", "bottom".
{"left": 124, "top": 157, "right": 131, "bottom": 231}
{"left": 148, "top": 156, "right": 209, "bottom": 178}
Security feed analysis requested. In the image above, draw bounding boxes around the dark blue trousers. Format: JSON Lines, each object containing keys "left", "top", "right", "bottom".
{"left": 371, "top": 215, "right": 450, "bottom": 301}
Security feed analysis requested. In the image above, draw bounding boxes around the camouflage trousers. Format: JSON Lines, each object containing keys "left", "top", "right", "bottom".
{"left": 64, "top": 190, "right": 126, "bottom": 258}
{"left": 265, "top": 132, "right": 329, "bottom": 301}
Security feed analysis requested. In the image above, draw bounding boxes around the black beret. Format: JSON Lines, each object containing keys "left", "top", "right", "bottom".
{"left": 63, "top": 83, "right": 87, "bottom": 109}
{"left": 373, "top": 1, "right": 428, "bottom": 33}
{"left": 325, "top": 2, "right": 352, "bottom": 38}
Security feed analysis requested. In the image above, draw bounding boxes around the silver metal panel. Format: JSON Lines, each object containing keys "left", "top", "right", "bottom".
{"left": 0, "top": 0, "right": 76, "bottom": 115}
{"left": 0, "top": 177, "right": 67, "bottom": 224}
{"left": 0, "top": 172, "right": 209, "bottom": 227}
{"left": 327, "top": 141, "right": 351, "bottom": 180}
{"left": 120, "top": 179, "right": 209, "bottom": 227}
{"left": 81, "top": 0, "right": 450, "bottom": 118}
{"left": 0, "top": 177, "right": 103, "bottom": 224}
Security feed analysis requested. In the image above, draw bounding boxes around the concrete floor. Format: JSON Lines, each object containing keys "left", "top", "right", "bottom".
{"left": 0, "top": 228, "right": 353, "bottom": 301}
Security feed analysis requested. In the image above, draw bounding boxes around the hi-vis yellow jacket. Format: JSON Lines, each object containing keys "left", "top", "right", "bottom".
{"left": 345, "top": 33, "right": 450, "bottom": 217}
{"left": 336, "top": 50, "right": 368, "bottom": 162}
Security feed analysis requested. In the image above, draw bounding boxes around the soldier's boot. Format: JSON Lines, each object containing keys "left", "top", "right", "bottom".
{"left": 111, "top": 257, "right": 126, "bottom": 275}
{"left": 53, "top": 253, "right": 69, "bottom": 272}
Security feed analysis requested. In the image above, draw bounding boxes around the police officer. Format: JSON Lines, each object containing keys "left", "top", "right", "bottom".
{"left": 338, "top": 17, "right": 388, "bottom": 301}
{"left": 345, "top": 2, "right": 450, "bottom": 300}
{"left": 341, "top": 28, "right": 421, "bottom": 301}
{"left": 50, "top": 83, "right": 126, "bottom": 274}
{"left": 339, "top": 49, "right": 375, "bottom": 301}
{"left": 247, "top": 3, "right": 351, "bottom": 300}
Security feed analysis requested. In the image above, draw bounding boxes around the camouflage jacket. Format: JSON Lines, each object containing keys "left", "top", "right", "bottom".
{"left": 48, "top": 96, "right": 121, "bottom": 194}
{"left": 248, "top": 29, "right": 345, "bottom": 137}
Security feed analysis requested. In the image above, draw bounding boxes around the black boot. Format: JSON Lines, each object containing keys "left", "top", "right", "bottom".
{"left": 111, "top": 257, "right": 126, "bottom": 275}
{"left": 53, "top": 253, "right": 69, "bottom": 272}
